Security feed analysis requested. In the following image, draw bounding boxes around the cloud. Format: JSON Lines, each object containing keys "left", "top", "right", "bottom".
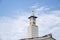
{"left": 0, "top": 9, "right": 60, "bottom": 40}
{"left": 50, "top": 27, "right": 60, "bottom": 40}
{"left": 49, "top": 10, "right": 60, "bottom": 16}
{"left": 30, "top": 4, "right": 60, "bottom": 39}
{"left": 31, "top": 5, "right": 38, "bottom": 9}
{"left": 35, "top": 7, "right": 50, "bottom": 12}
{"left": 0, "top": 16, "right": 29, "bottom": 40}
{"left": 30, "top": 3, "right": 39, "bottom": 9}
{"left": 30, "top": 3, "right": 50, "bottom": 13}
{"left": 37, "top": 14, "right": 60, "bottom": 40}
{"left": 30, "top": 5, "right": 50, "bottom": 15}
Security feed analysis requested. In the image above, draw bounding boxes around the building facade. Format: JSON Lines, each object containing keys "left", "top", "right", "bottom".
{"left": 21, "top": 34, "right": 55, "bottom": 40}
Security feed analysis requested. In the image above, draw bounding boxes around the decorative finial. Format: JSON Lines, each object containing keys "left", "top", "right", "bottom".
{"left": 31, "top": 11, "right": 35, "bottom": 16}
{"left": 28, "top": 11, "right": 37, "bottom": 19}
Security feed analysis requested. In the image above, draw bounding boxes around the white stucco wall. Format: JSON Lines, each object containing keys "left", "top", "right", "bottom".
{"left": 28, "top": 26, "right": 38, "bottom": 38}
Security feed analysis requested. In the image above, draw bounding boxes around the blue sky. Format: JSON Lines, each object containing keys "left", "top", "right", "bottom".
{"left": 0, "top": 0, "right": 60, "bottom": 40}
{"left": 0, "top": 0, "right": 60, "bottom": 17}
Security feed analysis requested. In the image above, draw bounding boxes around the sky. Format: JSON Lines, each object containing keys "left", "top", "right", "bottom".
{"left": 0, "top": 0, "right": 60, "bottom": 40}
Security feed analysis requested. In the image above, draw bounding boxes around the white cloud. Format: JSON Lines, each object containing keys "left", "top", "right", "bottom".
{"left": 0, "top": 16, "right": 28, "bottom": 40}
{"left": 30, "top": 3, "right": 50, "bottom": 13}
{"left": 49, "top": 10, "right": 60, "bottom": 16}
{"left": 50, "top": 27, "right": 60, "bottom": 40}
{"left": 0, "top": 9, "right": 60, "bottom": 40}
{"left": 35, "top": 7, "right": 50, "bottom": 12}
{"left": 31, "top": 5, "right": 38, "bottom": 9}
{"left": 37, "top": 14, "right": 60, "bottom": 40}
{"left": 30, "top": 3, "right": 39, "bottom": 9}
